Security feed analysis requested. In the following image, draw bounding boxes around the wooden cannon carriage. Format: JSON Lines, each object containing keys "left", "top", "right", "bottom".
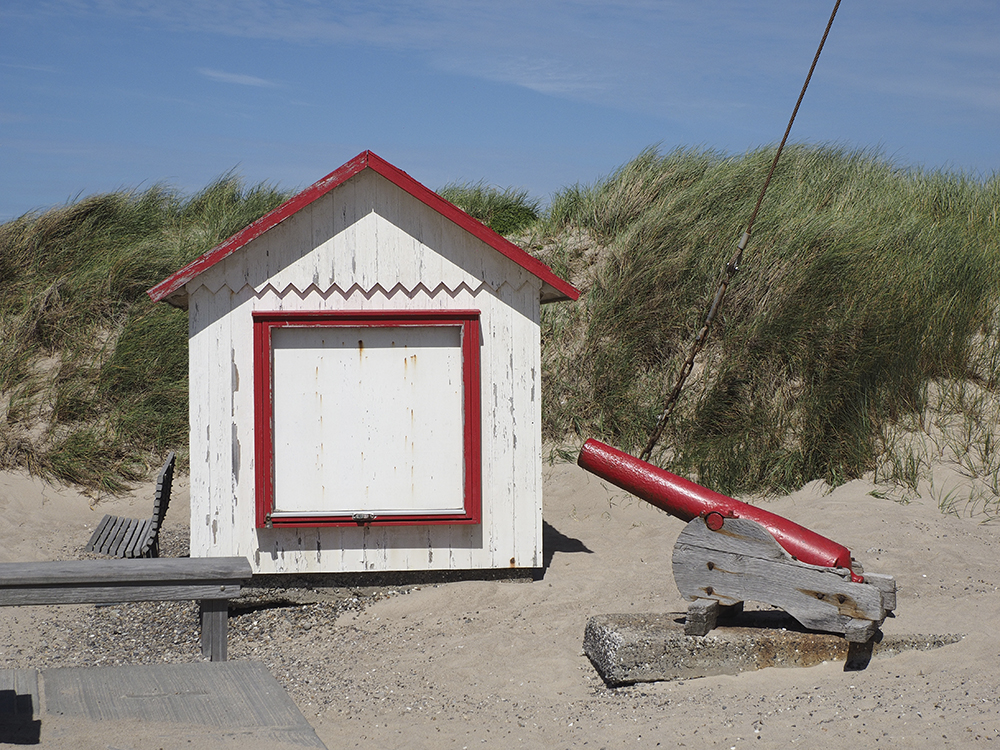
{"left": 579, "top": 439, "right": 897, "bottom": 642}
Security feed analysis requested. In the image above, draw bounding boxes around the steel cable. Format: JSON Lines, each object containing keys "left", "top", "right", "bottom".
{"left": 640, "top": 0, "right": 843, "bottom": 461}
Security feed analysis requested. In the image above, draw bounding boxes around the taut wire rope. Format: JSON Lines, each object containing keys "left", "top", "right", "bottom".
{"left": 639, "top": 0, "right": 843, "bottom": 462}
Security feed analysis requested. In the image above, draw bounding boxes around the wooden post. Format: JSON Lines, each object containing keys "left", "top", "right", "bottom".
{"left": 200, "top": 599, "right": 230, "bottom": 662}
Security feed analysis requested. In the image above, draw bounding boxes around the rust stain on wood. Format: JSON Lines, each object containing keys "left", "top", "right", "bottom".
{"left": 798, "top": 589, "right": 869, "bottom": 619}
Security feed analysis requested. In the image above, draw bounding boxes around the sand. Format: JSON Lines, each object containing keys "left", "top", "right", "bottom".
{"left": 1, "top": 453, "right": 999, "bottom": 748}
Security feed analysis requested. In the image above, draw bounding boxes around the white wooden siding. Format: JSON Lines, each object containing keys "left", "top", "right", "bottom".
{"left": 189, "top": 170, "right": 535, "bottom": 303}
{"left": 187, "top": 169, "right": 545, "bottom": 573}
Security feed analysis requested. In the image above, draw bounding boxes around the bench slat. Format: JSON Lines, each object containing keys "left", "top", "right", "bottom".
{"left": 95, "top": 516, "right": 118, "bottom": 552}
{"left": 110, "top": 519, "right": 136, "bottom": 557}
{"left": 108, "top": 517, "right": 131, "bottom": 555}
{"left": 131, "top": 519, "right": 154, "bottom": 557}
{"left": 120, "top": 518, "right": 148, "bottom": 558}
{"left": 86, "top": 514, "right": 114, "bottom": 554}
{"left": 121, "top": 518, "right": 146, "bottom": 557}
{"left": 96, "top": 516, "right": 127, "bottom": 555}
{"left": 0, "top": 582, "right": 243, "bottom": 606}
{"left": 0, "top": 557, "right": 252, "bottom": 587}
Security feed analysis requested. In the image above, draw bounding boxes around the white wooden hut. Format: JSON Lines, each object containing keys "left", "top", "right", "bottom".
{"left": 148, "top": 151, "right": 579, "bottom": 574}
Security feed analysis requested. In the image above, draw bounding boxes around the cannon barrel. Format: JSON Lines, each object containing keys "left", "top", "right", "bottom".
{"left": 578, "top": 439, "right": 859, "bottom": 578}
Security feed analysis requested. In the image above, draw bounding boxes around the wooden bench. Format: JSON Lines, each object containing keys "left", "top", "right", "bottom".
{"left": 86, "top": 452, "right": 175, "bottom": 558}
{"left": 0, "top": 557, "right": 252, "bottom": 661}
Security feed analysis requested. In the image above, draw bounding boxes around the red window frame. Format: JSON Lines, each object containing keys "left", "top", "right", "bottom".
{"left": 253, "top": 309, "right": 482, "bottom": 528}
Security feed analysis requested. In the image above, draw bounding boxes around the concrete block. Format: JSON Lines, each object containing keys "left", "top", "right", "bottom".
{"left": 584, "top": 612, "right": 963, "bottom": 686}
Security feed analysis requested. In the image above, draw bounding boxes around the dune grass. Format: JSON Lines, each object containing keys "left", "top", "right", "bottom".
{"left": 532, "top": 145, "right": 1000, "bottom": 496}
{"left": 1, "top": 145, "right": 998, "bottom": 507}
{"left": 438, "top": 182, "right": 541, "bottom": 236}
{"left": 0, "top": 175, "right": 289, "bottom": 491}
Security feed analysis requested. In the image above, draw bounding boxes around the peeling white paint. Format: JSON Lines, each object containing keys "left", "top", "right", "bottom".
{"left": 186, "top": 169, "right": 549, "bottom": 574}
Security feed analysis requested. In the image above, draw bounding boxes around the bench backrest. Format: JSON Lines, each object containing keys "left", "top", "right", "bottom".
{"left": 142, "top": 451, "right": 175, "bottom": 556}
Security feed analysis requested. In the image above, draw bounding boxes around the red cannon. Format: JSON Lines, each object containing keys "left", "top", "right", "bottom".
{"left": 578, "top": 438, "right": 896, "bottom": 642}
{"left": 578, "top": 438, "right": 858, "bottom": 576}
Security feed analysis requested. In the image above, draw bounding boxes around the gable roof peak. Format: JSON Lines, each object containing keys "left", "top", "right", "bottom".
{"left": 148, "top": 150, "right": 579, "bottom": 308}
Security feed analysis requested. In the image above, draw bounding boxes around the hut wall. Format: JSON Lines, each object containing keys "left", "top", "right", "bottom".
{"left": 186, "top": 171, "right": 544, "bottom": 573}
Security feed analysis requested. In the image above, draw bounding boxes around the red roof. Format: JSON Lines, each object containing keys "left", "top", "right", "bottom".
{"left": 148, "top": 150, "right": 579, "bottom": 307}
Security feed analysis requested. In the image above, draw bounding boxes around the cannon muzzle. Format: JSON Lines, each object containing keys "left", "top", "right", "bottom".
{"left": 578, "top": 438, "right": 859, "bottom": 578}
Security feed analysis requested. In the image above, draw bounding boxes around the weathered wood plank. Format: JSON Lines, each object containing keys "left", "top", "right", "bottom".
{"left": 486, "top": 289, "right": 515, "bottom": 568}
{"left": 202, "top": 286, "right": 235, "bottom": 560}
{"left": 863, "top": 572, "right": 898, "bottom": 611}
{"left": 111, "top": 518, "right": 139, "bottom": 557}
{"left": 102, "top": 516, "right": 127, "bottom": 553}
{"left": 200, "top": 599, "right": 230, "bottom": 661}
{"left": 41, "top": 661, "right": 326, "bottom": 741}
{"left": 0, "top": 557, "right": 251, "bottom": 587}
{"left": 684, "top": 599, "right": 721, "bottom": 636}
{"left": 230, "top": 288, "right": 257, "bottom": 567}
{"left": 0, "top": 558, "right": 250, "bottom": 661}
{"left": 88, "top": 514, "right": 114, "bottom": 553}
{"left": 672, "top": 517, "right": 890, "bottom": 641}
{"left": 132, "top": 519, "right": 153, "bottom": 556}
{"left": 0, "top": 668, "right": 39, "bottom": 720}
{"left": 510, "top": 282, "right": 543, "bottom": 568}
{"left": 187, "top": 285, "right": 215, "bottom": 560}
{"left": 0, "top": 583, "right": 243, "bottom": 606}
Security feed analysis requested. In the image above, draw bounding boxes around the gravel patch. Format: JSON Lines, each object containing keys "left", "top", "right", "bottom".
{"left": 0, "top": 523, "right": 519, "bottom": 715}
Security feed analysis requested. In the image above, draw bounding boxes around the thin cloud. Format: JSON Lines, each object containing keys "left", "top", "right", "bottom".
{"left": 452, "top": 55, "right": 612, "bottom": 97}
{"left": 20, "top": 2, "right": 818, "bottom": 113}
{"left": 197, "top": 68, "right": 281, "bottom": 88}
{"left": 0, "top": 61, "right": 61, "bottom": 74}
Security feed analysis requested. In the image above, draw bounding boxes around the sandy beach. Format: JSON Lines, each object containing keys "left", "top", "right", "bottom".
{"left": 1, "top": 451, "right": 998, "bottom": 748}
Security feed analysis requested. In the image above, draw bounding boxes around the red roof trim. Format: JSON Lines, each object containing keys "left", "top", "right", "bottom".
{"left": 147, "top": 150, "right": 580, "bottom": 304}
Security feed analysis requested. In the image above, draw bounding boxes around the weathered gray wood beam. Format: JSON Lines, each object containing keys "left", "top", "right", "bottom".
{"left": 671, "top": 516, "right": 896, "bottom": 642}
{"left": 0, "top": 557, "right": 251, "bottom": 662}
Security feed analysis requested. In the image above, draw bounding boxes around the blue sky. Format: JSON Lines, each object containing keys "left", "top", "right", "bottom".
{"left": 2, "top": 1, "right": 998, "bottom": 222}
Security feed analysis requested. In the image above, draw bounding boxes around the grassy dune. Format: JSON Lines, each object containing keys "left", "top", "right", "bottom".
{"left": 529, "top": 145, "right": 1000, "bottom": 499}
{"left": 0, "top": 176, "right": 289, "bottom": 491}
{"left": 2, "top": 145, "right": 999, "bottom": 512}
